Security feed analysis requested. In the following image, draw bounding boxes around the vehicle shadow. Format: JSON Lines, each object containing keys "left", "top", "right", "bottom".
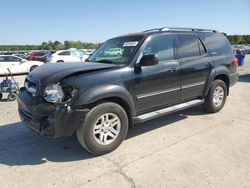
{"left": 238, "top": 74, "right": 250, "bottom": 83}
{"left": 0, "top": 106, "right": 205, "bottom": 166}
{"left": 128, "top": 106, "right": 206, "bottom": 139}
{"left": 0, "top": 122, "right": 94, "bottom": 166}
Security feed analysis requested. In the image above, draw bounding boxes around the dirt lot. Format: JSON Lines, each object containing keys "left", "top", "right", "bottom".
{"left": 0, "top": 56, "right": 250, "bottom": 188}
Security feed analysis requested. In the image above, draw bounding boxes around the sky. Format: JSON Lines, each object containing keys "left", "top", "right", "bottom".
{"left": 1, "top": 0, "right": 250, "bottom": 45}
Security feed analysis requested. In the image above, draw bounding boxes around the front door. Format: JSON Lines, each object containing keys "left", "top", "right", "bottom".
{"left": 133, "top": 34, "right": 181, "bottom": 114}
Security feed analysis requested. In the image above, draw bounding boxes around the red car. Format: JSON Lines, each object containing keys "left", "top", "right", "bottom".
{"left": 26, "top": 52, "right": 49, "bottom": 62}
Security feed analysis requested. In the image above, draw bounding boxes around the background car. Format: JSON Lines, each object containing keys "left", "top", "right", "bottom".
{"left": 46, "top": 48, "right": 89, "bottom": 63}
{"left": 26, "top": 51, "right": 51, "bottom": 62}
{"left": 0, "top": 55, "right": 44, "bottom": 75}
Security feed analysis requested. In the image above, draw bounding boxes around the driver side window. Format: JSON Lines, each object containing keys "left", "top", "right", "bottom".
{"left": 143, "top": 35, "right": 174, "bottom": 62}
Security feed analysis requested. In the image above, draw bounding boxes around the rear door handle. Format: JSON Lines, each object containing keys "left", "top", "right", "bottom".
{"left": 205, "top": 62, "right": 213, "bottom": 68}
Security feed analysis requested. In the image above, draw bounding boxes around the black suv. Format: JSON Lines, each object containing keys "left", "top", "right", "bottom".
{"left": 18, "top": 27, "right": 238, "bottom": 155}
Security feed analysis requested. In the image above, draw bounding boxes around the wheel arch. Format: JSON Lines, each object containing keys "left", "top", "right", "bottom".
{"left": 204, "top": 68, "right": 230, "bottom": 96}
{"left": 73, "top": 85, "right": 135, "bottom": 127}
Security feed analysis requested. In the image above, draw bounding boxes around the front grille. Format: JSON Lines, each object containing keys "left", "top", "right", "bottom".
{"left": 19, "top": 108, "right": 32, "bottom": 122}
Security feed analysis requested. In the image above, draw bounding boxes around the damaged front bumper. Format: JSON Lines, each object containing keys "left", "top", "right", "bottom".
{"left": 17, "top": 87, "right": 88, "bottom": 138}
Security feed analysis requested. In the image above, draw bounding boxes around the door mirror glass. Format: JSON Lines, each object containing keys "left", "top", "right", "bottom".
{"left": 139, "top": 54, "right": 159, "bottom": 66}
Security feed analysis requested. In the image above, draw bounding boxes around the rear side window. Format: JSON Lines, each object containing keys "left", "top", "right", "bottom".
{"left": 58, "top": 51, "right": 70, "bottom": 56}
{"left": 143, "top": 34, "right": 174, "bottom": 62}
{"left": 177, "top": 34, "right": 200, "bottom": 58}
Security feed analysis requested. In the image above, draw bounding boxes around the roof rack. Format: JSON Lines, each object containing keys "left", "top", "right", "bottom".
{"left": 143, "top": 27, "right": 218, "bottom": 33}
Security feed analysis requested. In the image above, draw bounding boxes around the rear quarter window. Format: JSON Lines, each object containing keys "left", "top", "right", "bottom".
{"left": 198, "top": 33, "right": 232, "bottom": 56}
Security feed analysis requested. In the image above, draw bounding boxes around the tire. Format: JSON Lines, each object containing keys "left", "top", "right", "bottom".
{"left": 202, "top": 79, "right": 227, "bottom": 113}
{"left": 57, "top": 60, "right": 64, "bottom": 63}
{"left": 76, "top": 102, "right": 128, "bottom": 155}
{"left": 30, "top": 65, "right": 38, "bottom": 72}
{"left": 0, "top": 93, "right": 3, "bottom": 100}
{"left": 8, "top": 93, "right": 17, "bottom": 101}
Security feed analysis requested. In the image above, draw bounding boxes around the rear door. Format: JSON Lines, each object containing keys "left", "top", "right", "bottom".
{"left": 176, "top": 34, "right": 213, "bottom": 101}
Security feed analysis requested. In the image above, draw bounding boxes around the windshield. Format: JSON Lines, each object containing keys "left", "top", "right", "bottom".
{"left": 88, "top": 36, "right": 144, "bottom": 64}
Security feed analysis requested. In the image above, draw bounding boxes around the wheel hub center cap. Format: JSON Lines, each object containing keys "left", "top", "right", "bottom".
{"left": 104, "top": 126, "right": 110, "bottom": 131}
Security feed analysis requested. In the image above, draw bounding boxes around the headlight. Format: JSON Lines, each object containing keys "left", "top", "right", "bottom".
{"left": 44, "top": 84, "right": 78, "bottom": 103}
{"left": 44, "top": 84, "right": 64, "bottom": 103}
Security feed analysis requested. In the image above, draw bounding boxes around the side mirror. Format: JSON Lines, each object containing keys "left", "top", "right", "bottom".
{"left": 21, "top": 59, "right": 26, "bottom": 63}
{"left": 138, "top": 54, "right": 159, "bottom": 67}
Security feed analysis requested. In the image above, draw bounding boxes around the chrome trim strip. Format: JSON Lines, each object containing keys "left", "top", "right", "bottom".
{"left": 181, "top": 81, "right": 205, "bottom": 89}
{"left": 137, "top": 87, "right": 180, "bottom": 99}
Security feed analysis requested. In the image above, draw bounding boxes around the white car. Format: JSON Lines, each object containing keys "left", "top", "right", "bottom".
{"left": 47, "top": 48, "right": 89, "bottom": 63}
{"left": 0, "top": 55, "right": 44, "bottom": 75}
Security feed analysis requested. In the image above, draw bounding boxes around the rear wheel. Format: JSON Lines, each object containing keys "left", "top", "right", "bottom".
{"left": 76, "top": 102, "right": 128, "bottom": 155}
{"left": 202, "top": 79, "right": 227, "bottom": 113}
{"left": 8, "top": 93, "right": 17, "bottom": 101}
{"left": 0, "top": 93, "right": 3, "bottom": 100}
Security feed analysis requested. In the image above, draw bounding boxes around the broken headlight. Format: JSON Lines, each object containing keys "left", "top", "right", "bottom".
{"left": 44, "top": 84, "right": 77, "bottom": 103}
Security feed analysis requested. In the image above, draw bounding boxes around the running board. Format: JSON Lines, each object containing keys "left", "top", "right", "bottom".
{"left": 133, "top": 99, "right": 204, "bottom": 123}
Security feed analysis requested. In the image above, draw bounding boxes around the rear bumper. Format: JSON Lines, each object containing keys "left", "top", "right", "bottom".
{"left": 229, "top": 72, "right": 238, "bottom": 87}
{"left": 17, "top": 88, "right": 86, "bottom": 138}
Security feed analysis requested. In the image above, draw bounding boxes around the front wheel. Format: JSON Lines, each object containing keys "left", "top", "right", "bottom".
{"left": 30, "top": 65, "right": 38, "bottom": 72}
{"left": 76, "top": 102, "right": 128, "bottom": 155}
{"left": 202, "top": 79, "right": 227, "bottom": 113}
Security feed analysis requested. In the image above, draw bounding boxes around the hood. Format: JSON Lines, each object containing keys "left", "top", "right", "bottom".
{"left": 27, "top": 62, "right": 117, "bottom": 85}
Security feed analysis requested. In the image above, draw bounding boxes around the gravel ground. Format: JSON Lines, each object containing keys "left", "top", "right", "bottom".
{"left": 0, "top": 55, "right": 250, "bottom": 188}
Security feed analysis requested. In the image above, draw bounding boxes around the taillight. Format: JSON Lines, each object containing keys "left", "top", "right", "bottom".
{"left": 233, "top": 57, "right": 238, "bottom": 66}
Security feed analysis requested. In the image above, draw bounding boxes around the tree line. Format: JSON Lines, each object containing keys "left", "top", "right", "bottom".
{"left": 0, "top": 41, "right": 102, "bottom": 51}
{"left": 227, "top": 35, "right": 250, "bottom": 45}
{"left": 0, "top": 35, "right": 249, "bottom": 51}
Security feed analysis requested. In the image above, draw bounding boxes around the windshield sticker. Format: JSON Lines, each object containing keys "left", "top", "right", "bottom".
{"left": 123, "top": 41, "right": 139, "bottom": 47}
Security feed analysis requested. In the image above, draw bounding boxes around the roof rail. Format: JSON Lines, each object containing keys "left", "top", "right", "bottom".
{"left": 143, "top": 28, "right": 165, "bottom": 32}
{"left": 143, "top": 27, "right": 218, "bottom": 33}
